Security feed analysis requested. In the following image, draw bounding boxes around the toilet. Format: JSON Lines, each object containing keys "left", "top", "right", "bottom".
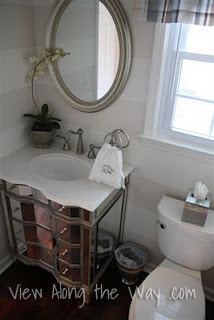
{"left": 129, "top": 196, "right": 214, "bottom": 320}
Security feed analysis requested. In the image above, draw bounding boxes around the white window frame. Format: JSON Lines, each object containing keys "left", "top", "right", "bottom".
{"left": 143, "top": 23, "right": 214, "bottom": 153}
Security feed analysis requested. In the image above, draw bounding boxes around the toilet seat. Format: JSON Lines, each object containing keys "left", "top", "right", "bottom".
{"left": 129, "top": 266, "right": 205, "bottom": 320}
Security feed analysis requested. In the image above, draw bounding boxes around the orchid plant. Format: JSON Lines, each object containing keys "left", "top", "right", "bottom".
{"left": 24, "top": 48, "right": 69, "bottom": 132}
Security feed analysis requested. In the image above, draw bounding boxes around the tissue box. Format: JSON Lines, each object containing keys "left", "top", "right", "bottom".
{"left": 181, "top": 189, "right": 211, "bottom": 227}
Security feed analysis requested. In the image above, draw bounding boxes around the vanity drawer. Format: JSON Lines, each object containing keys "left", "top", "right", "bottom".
{"left": 6, "top": 182, "right": 19, "bottom": 194}
{"left": 24, "top": 244, "right": 54, "bottom": 266}
{"left": 13, "top": 221, "right": 25, "bottom": 241}
{"left": 17, "top": 241, "right": 27, "bottom": 255}
{"left": 17, "top": 185, "right": 32, "bottom": 197}
{"left": 58, "top": 261, "right": 81, "bottom": 283}
{"left": 57, "top": 220, "right": 81, "bottom": 245}
{"left": 9, "top": 199, "right": 22, "bottom": 220}
{"left": 6, "top": 183, "right": 32, "bottom": 197}
{"left": 58, "top": 241, "right": 80, "bottom": 265}
{"left": 51, "top": 202, "right": 80, "bottom": 218}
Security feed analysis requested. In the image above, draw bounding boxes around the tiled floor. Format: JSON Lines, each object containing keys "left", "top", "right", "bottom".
{"left": 0, "top": 261, "right": 213, "bottom": 320}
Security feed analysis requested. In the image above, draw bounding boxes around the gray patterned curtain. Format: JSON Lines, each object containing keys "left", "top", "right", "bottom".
{"left": 133, "top": 0, "right": 214, "bottom": 26}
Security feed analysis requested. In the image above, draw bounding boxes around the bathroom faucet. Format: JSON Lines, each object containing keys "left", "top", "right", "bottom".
{"left": 57, "top": 128, "right": 84, "bottom": 154}
{"left": 87, "top": 144, "right": 101, "bottom": 159}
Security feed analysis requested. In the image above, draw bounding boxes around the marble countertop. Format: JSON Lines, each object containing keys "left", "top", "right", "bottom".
{"left": 0, "top": 144, "right": 134, "bottom": 212}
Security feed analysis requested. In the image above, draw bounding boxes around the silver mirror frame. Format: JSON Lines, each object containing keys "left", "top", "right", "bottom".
{"left": 45, "top": 0, "right": 132, "bottom": 113}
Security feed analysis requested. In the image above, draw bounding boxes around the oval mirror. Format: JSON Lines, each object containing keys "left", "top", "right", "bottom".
{"left": 46, "top": 0, "right": 132, "bottom": 112}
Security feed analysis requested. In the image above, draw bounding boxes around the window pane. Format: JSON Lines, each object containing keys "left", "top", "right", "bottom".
{"left": 178, "top": 60, "right": 214, "bottom": 101}
{"left": 184, "top": 25, "right": 214, "bottom": 55}
{"left": 172, "top": 97, "right": 214, "bottom": 137}
{"left": 211, "top": 126, "right": 214, "bottom": 138}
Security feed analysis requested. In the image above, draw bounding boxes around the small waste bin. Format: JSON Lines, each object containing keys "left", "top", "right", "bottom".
{"left": 115, "top": 242, "right": 148, "bottom": 285}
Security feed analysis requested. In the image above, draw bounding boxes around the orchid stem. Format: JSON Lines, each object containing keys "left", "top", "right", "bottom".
{"left": 31, "top": 77, "right": 40, "bottom": 113}
{"left": 31, "top": 54, "right": 52, "bottom": 114}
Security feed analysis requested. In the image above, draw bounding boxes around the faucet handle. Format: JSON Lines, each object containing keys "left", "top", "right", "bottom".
{"left": 77, "top": 128, "right": 83, "bottom": 134}
{"left": 57, "top": 134, "right": 71, "bottom": 151}
{"left": 57, "top": 134, "right": 65, "bottom": 141}
{"left": 76, "top": 128, "right": 84, "bottom": 155}
{"left": 87, "top": 144, "right": 101, "bottom": 159}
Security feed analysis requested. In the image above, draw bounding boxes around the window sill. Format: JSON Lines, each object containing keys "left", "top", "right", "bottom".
{"left": 139, "top": 134, "right": 214, "bottom": 162}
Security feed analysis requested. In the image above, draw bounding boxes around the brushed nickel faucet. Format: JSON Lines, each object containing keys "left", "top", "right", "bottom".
{"left": 57, "top": 128, "right": 84, "bottom": 154}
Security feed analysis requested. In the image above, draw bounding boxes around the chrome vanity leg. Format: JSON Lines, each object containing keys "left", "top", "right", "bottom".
{"left": 118, "top": 174, "right": 130, "bottom": 244}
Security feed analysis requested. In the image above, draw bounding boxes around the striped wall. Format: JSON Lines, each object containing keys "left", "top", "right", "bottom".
{"left": 0, "top": 0, "right": 35, "bottom": 267}
{"left": 0, "top": 0, "right": 35, "bottom": 159}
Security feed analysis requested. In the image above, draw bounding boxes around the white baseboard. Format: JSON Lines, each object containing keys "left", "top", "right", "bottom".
{"left": 0, "top": 253, "right": 14, "bottom": 275}
{"left": 143, "top": 261, "right": 214, "bottom": 302}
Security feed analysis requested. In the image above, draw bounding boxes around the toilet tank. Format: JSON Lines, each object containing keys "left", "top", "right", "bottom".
{"left": 157, "top": 196, "right": 214, "bottom": 271}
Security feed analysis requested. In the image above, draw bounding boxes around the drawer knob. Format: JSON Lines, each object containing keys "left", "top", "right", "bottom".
{"left": 62, "top": 268, "right": 68, "bottom": 275}
{"left": 60, "top": 227, "right": 68, "bottom": 235}
{"left": 8, "top": 185, "right": 16, "bottom": 191}
{"left": 13, "top": 207, "right": 20, "bottom": 213}
{"left": 16, "top": 229, "right": 22, "bottom": 235}
{"left": 58, "top": 206, "right": 66, "bottom": 213}
{"left": 62, "top": 249, "right": 68, "bottom": 257}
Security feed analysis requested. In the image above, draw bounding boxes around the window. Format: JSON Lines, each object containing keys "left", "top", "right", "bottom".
{"left": 145, "top": 23, "right": 214, "bottom": 150}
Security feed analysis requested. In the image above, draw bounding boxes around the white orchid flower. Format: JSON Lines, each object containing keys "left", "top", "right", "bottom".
{"left": 54, "top": 48, "right": 61, "bottom": 55}
{"left": 36, "top": 70, "right": 44, "bottom": 76}
{"left": 51, "top": 55, "right": 60, "bottom": 61}
{"left": 45, "top": 58, "right": 51, "bottom": 65}
{"left": 26, "top": 48, "right": 68, "bottom": 82}
{"left": 26, "top": 48, "right": 68, "bottom": 114}
{"left": 26, "top": 71, "right": 34, "bottom": 82}
{"left": 29, "top": 56, "right": 38, "bottom": 63}
{"left": 44, "top": 49, "right": 51, "bottom": 57}
{"left": 54, "top": 48, "right": 67, "bottom": 57}
{"left": 37, "top": 65, "right": 45, "bottom": 72}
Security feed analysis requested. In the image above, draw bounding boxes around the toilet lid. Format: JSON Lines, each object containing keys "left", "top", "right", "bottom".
{"left": 129, "top": 266, "right": 205, "bottom": 320}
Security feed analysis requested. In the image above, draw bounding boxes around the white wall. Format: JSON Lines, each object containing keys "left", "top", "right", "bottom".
{"left": 0, "top": 0, "right": 35, "bottom": 268}
{"left": 33, "top": 0, "right": 214, "bottom": 293}
{"left": 0, "top": 0, "right": 35, "bottom": 159}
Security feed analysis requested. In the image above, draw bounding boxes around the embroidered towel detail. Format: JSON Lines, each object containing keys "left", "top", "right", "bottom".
{"left": 88, "top": 143, "right": 125, "bottom": 189}
{"left": 102, "top": 164, "right": 114, "bottom": 174}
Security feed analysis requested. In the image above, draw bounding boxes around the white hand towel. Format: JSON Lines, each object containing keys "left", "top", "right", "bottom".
{"left": 88, "top": 143, "right": 125, "bottom": 189}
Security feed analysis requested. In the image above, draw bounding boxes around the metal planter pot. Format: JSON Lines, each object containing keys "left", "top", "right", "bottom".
{"left": 116, "top": 263, "right": 145, "bottom": 285}
{"left": 115, "top": 242, "right": 148, "bottom": 285}
{"left": 31, "top": 130, "right": 54, "bottom": 149}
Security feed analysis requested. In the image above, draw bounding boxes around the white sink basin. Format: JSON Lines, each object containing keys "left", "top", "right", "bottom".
{"left": 30, "top": 154, "right": 90, "bottom": 181}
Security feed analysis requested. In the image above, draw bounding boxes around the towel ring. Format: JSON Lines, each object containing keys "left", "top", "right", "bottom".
{"left": 104, "top": 129, "right": 130, "bottom": 149}
{"left": 104, "top": 132, "right": 123, "bottom": 149}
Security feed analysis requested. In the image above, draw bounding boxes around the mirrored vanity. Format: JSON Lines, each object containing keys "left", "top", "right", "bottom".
{"left": 0, "top": 147, "right": 134, "bottom": 303}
